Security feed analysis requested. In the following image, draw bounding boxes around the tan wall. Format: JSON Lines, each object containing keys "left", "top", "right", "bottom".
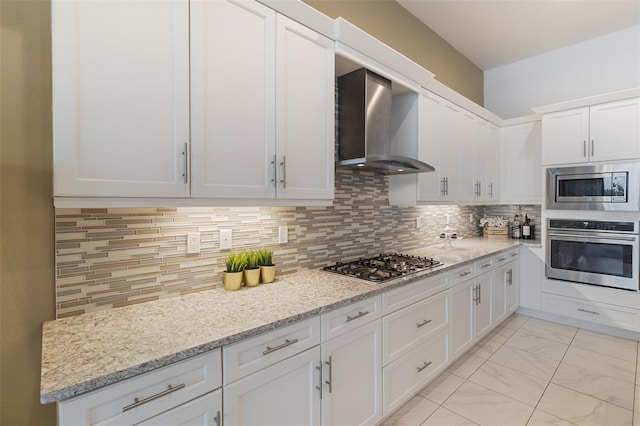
{"left": 1, "top": 0, "right": 57, "bottom": 424}
{"left": 304, "top": 0, "right": 484, "bottom": 105}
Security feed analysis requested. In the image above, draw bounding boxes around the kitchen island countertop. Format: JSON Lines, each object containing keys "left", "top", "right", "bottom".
{"left": 41, "top": 237, "right": 534, "bottom": 404}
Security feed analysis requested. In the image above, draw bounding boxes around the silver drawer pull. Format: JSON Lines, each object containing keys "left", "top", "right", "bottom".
{"left": 459, "top": 271, "right": 471, "bottom": 277}
{"left": 482, "top": 263, "right": 492, "bottom": 268}
{"left": 263, "top": 338, "right": 299, "bottom": 355}
{"left": 510, "top": 252, "right": 518, "bottom": 257}
{"left": 346, "top": 311, "right": 369, "bottom": 322}
{"left": 416, "top": 319, "right": 432, "bottom": 328}
{"left": 577, "top": 308, "right": 600, "bottom": 316}
{"left": 497, "top": 257, "right": 507, "bottom": 261}
{"left": 122, "top": 383, "right": 186, "bottom": 412}
{"left": 417, "top": 361, "right": 432, "bottom": 373}
{"left": 214, "top": 410, "right": 221, "bottom": 426}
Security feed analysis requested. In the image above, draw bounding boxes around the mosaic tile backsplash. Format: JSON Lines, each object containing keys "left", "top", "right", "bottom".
{"left": 55, "top": 170, "right": 539, "bottom": 318}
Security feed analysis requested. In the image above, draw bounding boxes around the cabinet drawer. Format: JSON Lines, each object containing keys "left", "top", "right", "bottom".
{"left": 449, "top": 263, "right": 476, "bottom": 286}
{"left": 223, "top": 316, "right": 320, "bottom": 384}
{"left": 383, "top": 329, "right": 449, "bottom": 416}
{"left": 475, "top": 257, "right": 495, "bottom": 274}
{"left": 382, "top": 290, "right": 448, "bottom": 365}
{"left": 137, "top": 389, "right": 221, "bottom": 426}
{"left": 321, "top": 295, "right": 381, "bottom": 342}
{"left": 382, "top": 273, "right": 448, "bottom": 315}
{"left": 58, "top": 350, "right": 221, "bottom": 426}
{"left": 541, "top": 293, "right": 640, "bottom": 331}
{"left": 494, "top": 248, "right": 519, "bottom": 266}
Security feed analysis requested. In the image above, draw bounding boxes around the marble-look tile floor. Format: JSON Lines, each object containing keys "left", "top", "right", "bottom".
{"left": 383, "top": 314, "right": 639, "bottom": 426}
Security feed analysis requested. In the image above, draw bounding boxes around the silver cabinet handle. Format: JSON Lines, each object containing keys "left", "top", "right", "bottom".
{"left": 440, "top": 178, "right": 446, "bottom": 195}
{"left": 511, "top": 252, "right": 518, "bottom": 257}
{"left": 270, "top": 155, "right": 276, "bottom": 186}
{"left": 591, "top": 139, "right": 594, "bottom": 157}
{"left": 346, "top": 311, "right": 369, "bottom": 322}
{"left": 482, "top": 263, "right": 492, "bottom": 268}
{"left": 182, "top": 143, "right": 188, "bottom": 184}
{"left": 214, "top": 410, "right": 221, "bottom": 426}
{"left": 489, "top": 182, "right": 493, "bottom": 197}
{"left": 459, "top": 271, "right": 471, "bottom": 277}
{"left": 416, "top": 319, "right": 432, "bottom": 328}
{"left": 508, "top": 269, "right": 513, "bottom": 285}
{"left": 325, "top": 356, "right": 333, "bottom": 393}
{"left": 315, "top": 361, "right": 323, "bottom": 399}
{"left": 583, "top": 140, "right": 587, "bottom": 157}
{"left": 279, "top": 156, "right": 287, "bottom": 188}
{"left": 417, "top": 361, "right": 432, "bottom": 373}
{"left": 263, "top": 338, "right": 298, "bottom": 355}
{"left": 478, "top": 284, "right": 482, "bottom": 304}
{"left": 578, "top": 308, "right": 600, "bottom": 316}
{"left": 497, "top": 257, "right": 507, "bottom": 262}
{"left": 443, "top": 177, "right": 448, "bottom": 195}
{"left": 473, "top": 285, "right": 478, "bottom": 305}
{"left": 122, "top": 383, "right": 186, "bottom": 412}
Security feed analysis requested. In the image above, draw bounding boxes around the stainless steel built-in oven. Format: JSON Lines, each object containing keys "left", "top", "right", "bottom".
{"left": 546, "top": 219, "right": 639, "bottom": 291}
{"left": 547, "top": 162, "right": 640, "bottom": 211}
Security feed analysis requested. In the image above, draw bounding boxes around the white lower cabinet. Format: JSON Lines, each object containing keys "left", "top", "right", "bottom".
{"left": 137, "top": 390, "right": 221, "bottom": 426}
{"left": 321, "top": 320, "right": 382, "bottom": 426}
{"left": 491, "top": 266, "right": 507, "bottom": 324}
{"left": 58, "top": 350, "right": 222, "bottom": 426}
{"left": 450, "top": 279, "right": 475, "bottom": 359}
{"left": 506, "top": 262, "right": 520, "bottom": 314}
{"left": 224, "top": 346, "right": 321, "bottom": 426}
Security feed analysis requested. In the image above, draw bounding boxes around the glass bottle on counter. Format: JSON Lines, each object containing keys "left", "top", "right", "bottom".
{"left": 522, "top": 214, "right": 531, "bottom": 240}
{"left": 512, "top": 214, "right": 521, "bottom": 239}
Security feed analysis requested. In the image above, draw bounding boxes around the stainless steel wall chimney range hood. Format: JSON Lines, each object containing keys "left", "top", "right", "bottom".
{"left": 337, "top": 68, "right": 435, "bottom": 175}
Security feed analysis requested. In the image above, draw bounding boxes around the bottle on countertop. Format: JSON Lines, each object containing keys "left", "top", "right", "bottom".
{"left": 522, "top": 214, "right": 531, "bottom": 240}
{"left": 512, "top": 214, "right": 521, "bottom": 239}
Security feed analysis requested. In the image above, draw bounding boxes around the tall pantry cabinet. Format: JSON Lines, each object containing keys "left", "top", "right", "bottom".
{"left": 53, "top": 0, "right": 335, "bottom": 203}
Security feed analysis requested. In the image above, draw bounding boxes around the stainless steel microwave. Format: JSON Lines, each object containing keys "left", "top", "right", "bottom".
{"left": 547, "top": 162, "right": 640, "bottom": 211}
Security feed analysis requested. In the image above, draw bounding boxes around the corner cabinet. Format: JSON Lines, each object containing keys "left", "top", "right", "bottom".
{"left": 501, "top": 121, "right": 542, "bottom": 204}
{"left": 541, "top": 98, "right": 640, "bottom": 166}
{"left": 53, "top": 0, "right": 334, "bottom": 204}
{"left": 52, "top": 0, "right": 190, "bottom": 198}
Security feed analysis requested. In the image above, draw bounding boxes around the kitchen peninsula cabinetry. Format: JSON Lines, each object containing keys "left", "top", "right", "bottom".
{"left": 52, "top": 0, "right": 190, "bottom": 198}
{"left": 541, "top": 97, "right": 640, "bottom": 165}
{"left": 58, "top": 350, "right": 222, "bottom": 426}
{"left": 190, "top": 1, "right": 334, "bottom": 201}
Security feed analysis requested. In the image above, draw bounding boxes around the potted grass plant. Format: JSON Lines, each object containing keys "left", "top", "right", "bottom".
{"left": 257, "top": 248, "right": 276, "bottom": 283}
{"left": 243, "top": 249, "right": 261, "bottom": 287}
{"left": 224, "top": 251, "right": 247, "bottom": 291}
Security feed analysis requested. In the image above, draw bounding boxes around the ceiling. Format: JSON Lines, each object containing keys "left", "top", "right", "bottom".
{"left": 396, "top": 0, "right": 640, "bottom": 71}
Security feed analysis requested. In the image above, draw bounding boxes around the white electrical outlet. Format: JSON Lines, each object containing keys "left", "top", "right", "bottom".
{"left": 469, "top": 213, "right": 474, "bottom": 223}
{"left": 187, "top": 232, "right": 200, "bottom": 254}
{"left": 220, "top": 229, "right": 232, "bottom": 250}
{"left": 416, "top": 217, "right": 421, "bottom": 228}
{"left": 278, "top": 226, "right": 288, "bottom": 244}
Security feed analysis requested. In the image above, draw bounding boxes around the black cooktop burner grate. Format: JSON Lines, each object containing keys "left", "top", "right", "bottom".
{"left": 322, "top": 253, "right": 443, "bottom": 283}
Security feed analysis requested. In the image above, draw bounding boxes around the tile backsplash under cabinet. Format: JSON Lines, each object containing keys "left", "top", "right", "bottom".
{"left": 55, "top": 169, "right": 540, "bottom": 318}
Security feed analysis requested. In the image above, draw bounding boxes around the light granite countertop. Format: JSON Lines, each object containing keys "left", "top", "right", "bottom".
{"left": 41, "top": 237, "right": 538, "bottom": 404}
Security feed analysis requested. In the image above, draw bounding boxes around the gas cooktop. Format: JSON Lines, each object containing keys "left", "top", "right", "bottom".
{"left": 322, "top": 253, "right": 443, "bottom": 283}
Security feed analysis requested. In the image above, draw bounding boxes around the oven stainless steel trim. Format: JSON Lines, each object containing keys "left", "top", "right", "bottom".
{"left": 546, "top": 162, "right": 640, "bottom": 211}
{"left": 546, "top": 219, "right": 639, "bottom": 291}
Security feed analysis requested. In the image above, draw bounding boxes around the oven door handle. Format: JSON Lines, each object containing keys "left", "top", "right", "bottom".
{"left": 547, "top": 232, "right": 637, "bottom": 242}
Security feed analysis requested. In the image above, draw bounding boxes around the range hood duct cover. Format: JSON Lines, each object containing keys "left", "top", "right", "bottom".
{"left": 337, "top": 68, "right": 435, "bottom": 175}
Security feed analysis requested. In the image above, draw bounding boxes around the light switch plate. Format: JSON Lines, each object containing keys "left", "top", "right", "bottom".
{"left": 220, "top": 229, "right": 232, "bottom": 250}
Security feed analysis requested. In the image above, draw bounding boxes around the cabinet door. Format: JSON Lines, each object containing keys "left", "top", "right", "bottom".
{"left": 321, "top": 321, "right": 382, "bottom": 426}
{"left": 450, "top": 280, "right": 474, "bottom": 359}
{"left": 589, "top": 98, "right": 640, "bottom": 162}
{"left": 224, "top": 346, "right": 321, "bottom": 426}
{"left": 190, "top": 0, "right": 276, "bottom": 199}
{"left": 491, "top": 266, "right": 507, "bottom": 324}
{"left": 276, "top": 15, "right": 334, "bottom": 200}
{"left": 417, "top": 91, "right": 443, "bottom": 201}
{"left": 473, "top": 118, "right": 488, "bottom": 201}
{"left": 502, "top": 121, "right": 541, "bottom": 203}
{"left": 485, "top": 123, "right": 500, "bottom": 201}
{"left": 136, "top": 390, "right": 221, "bottom": 426}
{"left": 475, "top": 275, "right": 493, "bottom": 339}
{"left": 52, "top": 0, "right": 190, "bottom": 198}
{"left": 458, "top": 111, "right": 476, "bottom": 201}
{"left": 506, "top": 263, "right": 520, "bottom": 314}
{"left": 439, "top": 100, "right": 461, "bottom": 201}
{"left": 541, "top": 107, "right": 589, "bottom": 165}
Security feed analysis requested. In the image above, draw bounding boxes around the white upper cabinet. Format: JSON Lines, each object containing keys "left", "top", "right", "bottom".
{"left": 438, "top": 99, "right": 462, "bottom": 201}
{"left": 414, "top": 90, "right": 442, "bottom": 202}
{"left": 485, "top": 123, "right": 500, "bottom": 201}
{"left": 541, "top": 98, "right": 640, "bottom": 165}
{"left": 275, "top": 15, "right": 335, "bottom": 200}
{"left": 52, "top": 0, "right": 190, "bottom": 198}
{"left": 191, "top": 1, "right": 334, "bottom": 201}
{"left": 190, "top": 0, "right": 276, "bottom": 199}
{"left": 502, "top": 121, "right": 542, "bottom": 204}
{"left": 458, "top": 111, "right": 476, "bottom": 201}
